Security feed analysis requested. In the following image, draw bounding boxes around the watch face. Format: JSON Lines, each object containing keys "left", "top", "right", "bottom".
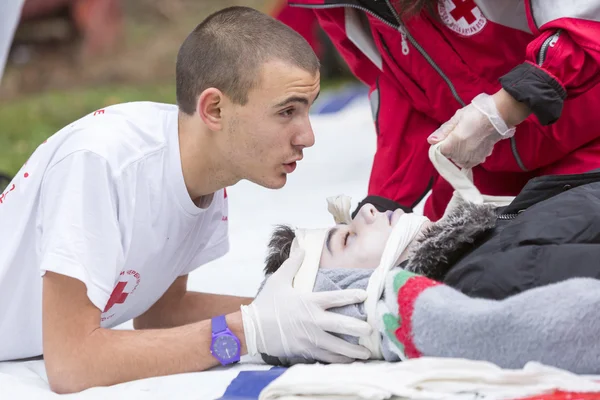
{"left": 212, "top": 335, "right": 240, "bottom": 362}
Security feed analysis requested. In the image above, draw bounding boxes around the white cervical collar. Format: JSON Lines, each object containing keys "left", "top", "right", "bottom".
{"left": 359, "top": 212, "right": 428, "bottom": 359}
{"left": 290, "top": 195, "right": 429, "bottom": 358}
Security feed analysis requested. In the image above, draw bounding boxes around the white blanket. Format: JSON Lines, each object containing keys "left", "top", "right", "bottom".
{"left": 259, "top": 358, "right": 600, "bottom": 400}
{"left": 0, "top": 359, "right": 271, "bottom": 400}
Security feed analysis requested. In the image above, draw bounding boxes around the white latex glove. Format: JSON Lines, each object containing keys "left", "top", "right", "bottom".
{"left": 241, "top": 250, "right": 372, "bottom": 364}
{"left": 428, "top": 93, "right": 516, "bottom": 169}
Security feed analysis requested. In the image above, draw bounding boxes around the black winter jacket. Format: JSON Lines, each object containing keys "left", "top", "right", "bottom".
{"left": 445, "top": 170, "right": 600, "bottom": 300}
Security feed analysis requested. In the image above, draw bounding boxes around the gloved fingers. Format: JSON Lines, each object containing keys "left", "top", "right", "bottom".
{"left": 438, "top": 133, "right": 458, "bottom": 161}
{"left": 316, "top": 331, "right": 372, "bottom": 360}
{"left": 427, "top": 118, "right": 457, "bottom": 145}
{"left": 310, "top": 288, "right": 367, "bottom": 309}
{"left": 271, "top": 248, "right": 305, "bottom": 283}
{"left": 317, "top": 311, "right": 373, "bottom": 337}
{"left": 308, "top": 348, "right": 356, "bottom": 364}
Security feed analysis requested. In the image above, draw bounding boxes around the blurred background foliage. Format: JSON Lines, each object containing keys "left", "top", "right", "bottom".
{"left": 0, "top": 0, "right": 354, "bottom": 179}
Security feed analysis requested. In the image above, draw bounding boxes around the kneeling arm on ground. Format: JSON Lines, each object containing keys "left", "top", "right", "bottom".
{"left": 42, "top": 271, "right": 248, "bottom": 394}
{"left": 387, "top": 271, "right": 600, "bottom": 374}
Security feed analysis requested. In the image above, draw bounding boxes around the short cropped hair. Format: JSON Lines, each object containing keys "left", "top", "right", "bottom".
{"left": 264, "top": 225, "right": 296, "bottom": 275}
{"left": 176, "top": 6, "right": 320, "bottom": 115}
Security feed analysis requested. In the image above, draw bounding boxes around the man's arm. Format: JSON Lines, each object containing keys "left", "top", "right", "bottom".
{"left": 42, "top": 271, "right": 247, "bottom": 394}
{"left": 133, "top": 275, "right": 253, "bottom": 330}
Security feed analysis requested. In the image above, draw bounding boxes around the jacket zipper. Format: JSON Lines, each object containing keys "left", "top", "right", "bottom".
{"left": 497, "top": 213, "right": 518, "bottom": 220}
{"left": 290, "top": 2, "right": 400, "bottom": 29}
{"left": 290, "top": 3, "right": 410, "bottom": 56}
{"left": 537, "top": 30, "right": 561, "bottom": 66}
{"left": 292, "top": 1, "right": 528, "bottom": 170}
{"left": 385, "top": 0, "right": 466, "bottom": 106}
{"left": 291, "top": 1, "right": 465, "bottom": 106}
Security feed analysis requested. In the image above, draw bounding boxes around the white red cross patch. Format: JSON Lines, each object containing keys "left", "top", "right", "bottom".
{"left": 438, "top": 0, "right": 487, "bottom": 37}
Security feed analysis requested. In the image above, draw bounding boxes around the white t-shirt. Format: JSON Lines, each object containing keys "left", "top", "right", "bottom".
{"left": 0, "top": 102, "right": 229, "bottom": 361}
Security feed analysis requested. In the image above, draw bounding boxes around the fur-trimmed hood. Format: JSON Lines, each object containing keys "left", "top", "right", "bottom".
{"left": 404, "top": 199, "right": 498, "bottom": 282}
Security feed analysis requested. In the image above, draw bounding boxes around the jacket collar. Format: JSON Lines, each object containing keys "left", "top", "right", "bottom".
{"left": 404, "top": 198, "right": 497, "bottom": 281}
{"left": 502, "top": 170, "right": 600, "bottom": 215}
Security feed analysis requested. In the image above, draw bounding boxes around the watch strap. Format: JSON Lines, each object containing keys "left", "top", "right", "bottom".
{"left": 212, "top": 315, "right": 227, "bottom": 334}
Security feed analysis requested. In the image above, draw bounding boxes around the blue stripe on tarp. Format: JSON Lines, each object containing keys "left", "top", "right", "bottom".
{"left": 311, "top": 84, "right": 369, "bottom": 115}
{"left": 217, "top": 367, "right": 288, "bottom": 400}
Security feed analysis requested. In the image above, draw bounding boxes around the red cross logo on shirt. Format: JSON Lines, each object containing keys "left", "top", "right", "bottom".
{"left": 104, "top": 281, "right": 129, "bottom": 312}
{"left": 449, "top": 0, "right": 477, "bottom": 24}
{"left": 103, "top": 270, "right": 141, "bottom": 313}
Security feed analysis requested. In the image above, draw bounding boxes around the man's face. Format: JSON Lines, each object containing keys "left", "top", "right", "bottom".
{"left": 319, "top": 204, "right": 406, "bottom": 269}
{"left": 222, "top": 60, "right": 320, "bottom": 189}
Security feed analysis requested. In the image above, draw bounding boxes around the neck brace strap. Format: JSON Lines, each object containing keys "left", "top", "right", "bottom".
{"left": 359, "top": 212, "right": 429, "bottom": 359}
{"left": 429, "top": 143, "right": 515, "bottom": 219}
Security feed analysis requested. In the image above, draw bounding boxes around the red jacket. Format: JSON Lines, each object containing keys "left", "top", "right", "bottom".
{"left": 289, "top": 0, "right": 600, "bottom": 220}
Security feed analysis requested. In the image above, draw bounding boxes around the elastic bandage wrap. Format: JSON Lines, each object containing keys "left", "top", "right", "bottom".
{"left": 290, "top": 195, "right": 429, "bottom": 358}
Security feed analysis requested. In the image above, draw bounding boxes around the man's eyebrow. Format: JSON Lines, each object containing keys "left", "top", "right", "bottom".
{"left": 274, "top": 91, "right": 320, "bottom": 108}
{"left": 274, "top": 96, "right": 308, "bottom": 108}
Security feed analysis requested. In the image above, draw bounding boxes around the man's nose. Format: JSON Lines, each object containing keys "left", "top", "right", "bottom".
{"left": 292, "top": 122, "right": 315, "bottom": 149}
{"left": 359, "top": 204, "right": 378, "bottom": 224}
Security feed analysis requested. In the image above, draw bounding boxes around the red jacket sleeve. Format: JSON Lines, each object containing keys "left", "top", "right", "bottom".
{"left": 499, "top": 0, "right": 600, "bottom": 125}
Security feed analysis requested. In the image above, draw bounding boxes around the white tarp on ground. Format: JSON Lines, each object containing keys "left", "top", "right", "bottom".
{"left": 0, "top": 92, "right": 378, "bottom": 399}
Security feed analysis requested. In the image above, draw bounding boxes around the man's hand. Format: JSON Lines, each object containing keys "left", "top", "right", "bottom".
{"left": 240, "top": 250, "right": 372, "bottom": 364}
{"left": 427, "top": 91, "right": 530, "bottom": 169}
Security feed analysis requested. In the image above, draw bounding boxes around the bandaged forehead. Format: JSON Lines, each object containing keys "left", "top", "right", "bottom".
{"left": 290, "top": 195, "right": 353, "bottom": 292}
{"left": 290, "top": 228, "right": 328, "bottom": 293}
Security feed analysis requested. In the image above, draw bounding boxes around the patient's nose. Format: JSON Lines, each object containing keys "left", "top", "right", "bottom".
{"left": 358, "top": 204, "right": 378, "bottom": 224}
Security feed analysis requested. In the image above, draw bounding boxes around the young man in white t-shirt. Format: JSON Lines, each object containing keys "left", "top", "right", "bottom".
{"left": 0, "top": 6, "right": 372, "bottom": 393}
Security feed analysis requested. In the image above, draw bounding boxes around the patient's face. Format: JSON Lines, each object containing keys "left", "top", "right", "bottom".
{"left": 319, "top": 203, "right": 405, "bottom": 269}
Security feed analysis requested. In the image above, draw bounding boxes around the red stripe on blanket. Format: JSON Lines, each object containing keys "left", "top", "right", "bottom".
{"left": 395, "top": 276, "right": 440, "bottom": 358}
{"left": 515, "top": 391, "right": 600, "bottom": 400}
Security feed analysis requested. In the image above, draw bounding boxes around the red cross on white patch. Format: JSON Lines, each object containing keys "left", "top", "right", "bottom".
{"left": 438, "top": 0, "right": 487, "bottom": 37}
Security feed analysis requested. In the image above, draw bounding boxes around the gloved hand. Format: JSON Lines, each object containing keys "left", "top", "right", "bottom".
{"left": 241, "top": 250, "right": 373, "bottom": 364}
{"left": 427, "top": 93, "right": 516, "bottom": 169}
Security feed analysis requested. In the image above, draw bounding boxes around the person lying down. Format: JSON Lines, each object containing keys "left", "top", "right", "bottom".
{"left": 257, "top": 179, "right": 600, "bottom": 374}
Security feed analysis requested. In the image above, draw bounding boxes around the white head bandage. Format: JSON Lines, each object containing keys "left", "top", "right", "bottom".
{"left": 290, "top": 195, "right": 429, "bottom": 359}
{"left": 290, "top": 196, "right": 353, "bottom": 293}
{"left": 290, "top": 228, "right": 329, "bottom": 293}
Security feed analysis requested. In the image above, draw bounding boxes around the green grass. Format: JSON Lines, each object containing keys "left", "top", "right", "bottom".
{"left": 0, "top": 77, "right": 353, "bottom": 177}
{"left": 0, "top": 83, "right": 176, "bottom": 175}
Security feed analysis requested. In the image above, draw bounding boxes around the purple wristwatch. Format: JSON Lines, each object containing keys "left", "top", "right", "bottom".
{"left": 210, "top": 315, "right": 241, "bottom": 365}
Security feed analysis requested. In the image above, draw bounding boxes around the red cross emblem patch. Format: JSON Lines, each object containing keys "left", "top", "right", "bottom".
{"left": 438, "top": 0, "right": 487, "bottom": 36}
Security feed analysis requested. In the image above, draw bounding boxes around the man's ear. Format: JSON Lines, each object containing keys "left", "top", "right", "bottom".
{"left": 197, "top": 88, "right": 225, "bottom": 131}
